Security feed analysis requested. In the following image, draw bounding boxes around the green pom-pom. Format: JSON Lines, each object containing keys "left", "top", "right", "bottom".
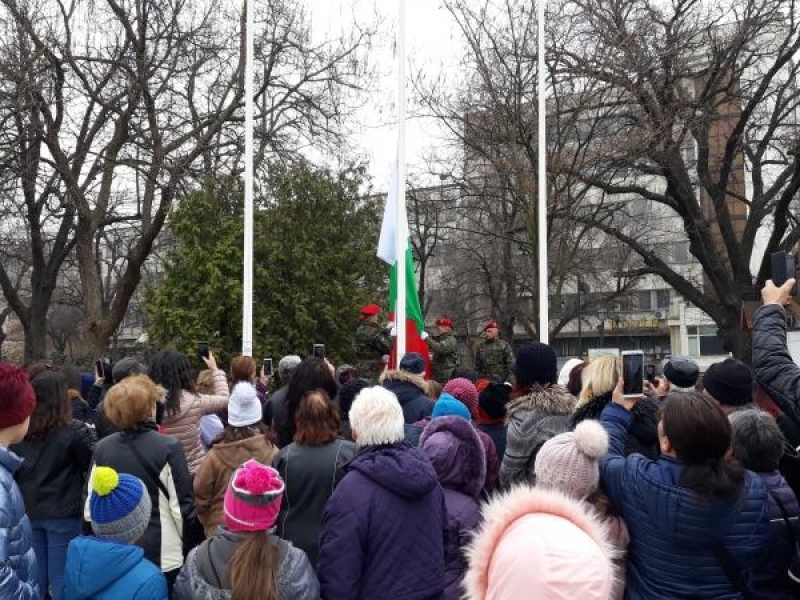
{"left": 93, "top": 466, "right": 119, "bottom": 496}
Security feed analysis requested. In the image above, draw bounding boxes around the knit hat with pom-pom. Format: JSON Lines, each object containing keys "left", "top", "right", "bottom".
{"left": 89, "top": 466, "right": 152, "bottom": 542}
{"left": 443, "top": 378, "right": 479, "bottom": 417}
{"left": 534, "top": 420, "right": 609, "bottom": 500}
{"left": 224, "top": 459, "right": 285, "bottom": 533}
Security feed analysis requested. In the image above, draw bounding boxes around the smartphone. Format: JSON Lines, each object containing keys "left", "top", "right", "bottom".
{"left": 95, "top": 359, "right": 104, "bottom": 379}
{"left": 644, "top": 364, "right": 657, "bottom": 384}
{"left": 312, "top": 343, "right": 325, "bottom": 359}
{"left": 197, "top": 341, "right": 210, "bottom": 360}
{"left": 771, "top": 252, "right": 798, "bottom": 296}
{"left": 621, "top": 350, "right": 645, "bottom": 397}
{"left": 263, "top": 358, "right": 273, "bottom": 376}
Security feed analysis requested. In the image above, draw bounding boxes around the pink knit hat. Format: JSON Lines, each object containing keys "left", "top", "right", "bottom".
{"left": 223, "top": 460, "right": 284, "bottom": 533}
{"left": 465, "top": 487, "right": 614, "bottom": 600}
{"left": 444, "top": 378, "right": 479, "bottom": 417}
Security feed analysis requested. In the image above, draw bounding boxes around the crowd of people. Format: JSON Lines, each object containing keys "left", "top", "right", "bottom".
{"left": 1, "top": 277, "right": 800, "bottom": 599}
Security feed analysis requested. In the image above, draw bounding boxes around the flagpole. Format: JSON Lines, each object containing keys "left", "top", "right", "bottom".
{"left": 537, "top": 0, "right": 549, "bottom": 344}
{"left": 395, "top": 0, "right": 407, "bottom": 362}
{"left": 242, "top": 0, "right": 254, "bottom": 356}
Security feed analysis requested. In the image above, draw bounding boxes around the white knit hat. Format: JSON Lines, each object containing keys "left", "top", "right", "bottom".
{"left": 228, "top": 382, "right": 262, "bottom": 427}
{"left": 349, "top": 386, "right": 405, "bottom": 446}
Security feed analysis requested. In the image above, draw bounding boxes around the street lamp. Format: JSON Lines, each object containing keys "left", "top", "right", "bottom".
{"left": 577, "top": 277, "right": 590, "bottom": 357}
{"left": 597, "top": 308, "right": 607, "bottom": 349}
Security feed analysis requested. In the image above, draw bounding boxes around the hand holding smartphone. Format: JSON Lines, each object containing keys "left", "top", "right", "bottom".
{"left": 263, "top": 358, "right": 273, "bottom": 377}
{"left": 197, "top": 342, "right": 210, "bottom": 360}
{"left": 621, "top": 351, "right": 645, "bottom": 398}
{"left": 313, "top": 344, "right": 325, "bottom": 359}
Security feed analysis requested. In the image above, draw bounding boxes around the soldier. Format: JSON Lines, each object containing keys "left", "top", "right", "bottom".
{"left": 354, "top": 304, "right": 393, "bottom": 383}
{"left": 423, "top": 317, "right": 459, "bottom": 383}
{"left": 475, "top": 321, "right": 514, "bottom": 383}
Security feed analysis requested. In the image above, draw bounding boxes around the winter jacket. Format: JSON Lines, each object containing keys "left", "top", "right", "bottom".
{"left": 0, "top": 446, "right": 39, "bottom": 600}
{"left": 263, "top": 385, "right": 288, "bottom": 427}
{"left": 63, "top": 536, "right": 167, "bottom": 600}
{"left": 70, "top": 390, "right": 95, "bottom": 423}
{"left": 572, "top": 392, "right": 660, "bottom": 460}
{"left": 420, "top": 417, "right": 485, "bottom": 600}
{"left": 600, "top": 402, "right": 772, "bottom": 599}
{"left": 86, "top": 382, "right": 112, "bottom": 410}
{"left": 194, "top": 434, "right": 278, "bottom": 538}
{"left": 381, "top": 370, "right": 434, "bottom": 424}
{"left": 272, "top": 438, "right": 356, "bottom": 566}
{"left": 87, "top": 422, "right": 196, "bottom": 572}
{"left": 317, "top": 442, "right": 447, "bottom": 600}
{"left": 752, "top": 471, "right": 800, "bottom": 600}
{"left": 12, "top": 419, "right": 95, "bottom": 520}
{"left": 499, "top": 385, "right": 575, "bottom": 489}
{"left": 476, "top": 429, "right": 500, "bottom": 495}
{"left": 93, "top": 400, "right": 119, "bottom": 440}
{"left": 173, "top": 527, "right": 319, "bottom": 600}
{"left": 753, "top": 304, "right": 800, "bottom": 427}
{"left": 161, "top": 369, "right": 229, "bottom": 474}
{"left": 477, "top": 421, "right": 507, "bottom": 464}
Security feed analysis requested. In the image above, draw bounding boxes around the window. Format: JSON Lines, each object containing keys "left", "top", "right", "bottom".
{"left": 638, "top": 291, "right": 652, "bottom": 311}
{"left": 672, "top": 241, "right": 690, "bottom": 263}
{"left": 687, "top": 325, "right": 727, "bottom": 357}
{"left": 656, "top": 290, "right": 671, "bottom": 309}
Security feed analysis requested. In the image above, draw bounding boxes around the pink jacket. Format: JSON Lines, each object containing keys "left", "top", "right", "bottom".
{"left": 162, "top": 369, "right": 229, "bottom": 474}
{"left": 465, "top": 487, "right": 616, "bottom": 600}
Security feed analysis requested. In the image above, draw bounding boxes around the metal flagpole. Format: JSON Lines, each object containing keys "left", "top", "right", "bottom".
{"left": 537, "top": 0, "right": 549, "bottom": 344}
{"left": 242, "top": 0, "right": 254, "bottom": 356}
{"left": 395, "top": 0, "right": 407, "bottom": 363}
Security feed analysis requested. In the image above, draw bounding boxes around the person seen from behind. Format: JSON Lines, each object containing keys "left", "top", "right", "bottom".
{"left": 0, "top": 363, "right": 40, "bottom": 600}
{"left": 475, "top": 381, "right": 511, "bottom": 461}
{"left": 648, "top": 357, "right": 700, "bottom": 401}
{"left": 64, "top": 467, "right": 167, "bottom": 599}
{"left": 262, "top": 355, "right": 302, "bottom": 428}
{"left": 174, "top": 460, "right": 319, "bottom": 600}
{"left": 380, "top": 351, "right": 434, "bottom": 425}
{"left": 337, "top": 378, "right": 369, "bottom": 442}
{"left": 273, "top": 357, "right": 337, "bottom": 448}
{"left": 94, "top": 357, "right": 149, "bottom": 440}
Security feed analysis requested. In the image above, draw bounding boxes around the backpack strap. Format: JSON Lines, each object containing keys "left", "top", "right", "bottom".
{"left": 124, "top": 436, "right": 170, "bottom": 500}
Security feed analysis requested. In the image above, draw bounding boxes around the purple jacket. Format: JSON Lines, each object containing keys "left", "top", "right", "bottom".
{"left": 420, "top": 417, "right": 485, "bottom": 600}
{"left": 754, "top": 470, "right": 800, "bottom": 600}
{"left": 317, "top": 443, "right": 447, "bottom": 600}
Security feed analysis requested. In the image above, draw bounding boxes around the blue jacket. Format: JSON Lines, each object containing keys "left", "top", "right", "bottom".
{"left": 317, "top": 442, "right": 447, "bottom": 600}
{"left": 753, "top": 304, "right": 800, "bottom": 426}
{"left": 63, "top": 537, "right": 167, "bottom": 600}
{"left": 600, "top": 403, "right": 771, "bottom": 599}
{"left": 0, "top": 446, "right": 39, "bottom": 600}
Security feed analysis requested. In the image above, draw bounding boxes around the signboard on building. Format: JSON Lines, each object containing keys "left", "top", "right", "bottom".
{"left": 588, "top": 348, "right": 621, "bottom": 361}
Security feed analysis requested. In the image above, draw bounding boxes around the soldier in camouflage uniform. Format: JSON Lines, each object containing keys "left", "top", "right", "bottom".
{"left": 475, "top": 321, "right": 514, "bottom": 382}
{"left": 423, "top": 317, "right": 459, "bottom": 383}
{"left": 353, "top": 304, "right": 393, "bottom": 383}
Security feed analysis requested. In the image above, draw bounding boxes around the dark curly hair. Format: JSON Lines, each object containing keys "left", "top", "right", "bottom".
{"left": 275, "top": 357, "right": 337, "bottom": 445}
{"left": 148, "top": 350, "right": 196, "bottom": 416}
{"left": 27, "top": 371, "right": 72, "bottom": 439}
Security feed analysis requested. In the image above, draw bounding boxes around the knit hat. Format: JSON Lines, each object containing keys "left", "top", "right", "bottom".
{"left": 399, "top": 352, "right": 426, "bottom": 375}
{"left": 511, "top": 342, "right": 558, "bottom": 386}
{"left": 558, "top": 359, "right": 584, "bottom": 387}
{"left": 223, "top": 460, "right": 284, "bottom": 533}
{"left": 278, "top": 355, "right": 302, "bottom": 382}
{"left": 704, "top": 358, "right": 753, "bottom": 407}
{"left": 535, "top": 420, "right": 609, "bottom": 500}
{"left": 112, "top": 357, "right": 148, "bottom": 384}
{"left": 662, "top": 357, "right": 700, "bottom": 390}
{"left": 0, "top": 363, "right": 36, "bottom": 429}
{"left": 349, "top": 386, "right": 406, "bottom": 446}
{"left": 89, "top": 467, "right": 152, "bottom": 542}
{"left": 227, "top": 382, "right": 262, "bottom": 427}
{"left": 478, "top": 382, "right": 511, "bottom": 420}
{"left": 444, "top": 378, "right": 479, "bottom": 417}
{"left": 432, "top": 392, "right": 471, "bottom": 421}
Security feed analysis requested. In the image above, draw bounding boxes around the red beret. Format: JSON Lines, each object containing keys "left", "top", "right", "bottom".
{"left": 359, "top": 304, "right": 380, "bottom": 318}
{"left": 435, "top": 318, "right": 453, "bottom": 328}
{"left": 0, "top": 363, "right": 36, "bottom": 429}
{"left": 483, "top": 321, "right": 500, "bottom": 332}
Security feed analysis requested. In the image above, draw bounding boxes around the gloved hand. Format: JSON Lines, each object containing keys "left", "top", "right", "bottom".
{"left": 381, "top": 354, "right": 390, "bottom": 364}
{"left": 386, "top": 321, "right": 395, "bottom": 330}
{"left": 420, "top": 331, "right": 429, "bottom": 340}
{"left": 389, "top": 324, "right": 397, "bottom": 337}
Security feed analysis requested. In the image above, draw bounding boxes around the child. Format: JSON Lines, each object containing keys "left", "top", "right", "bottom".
{"left": 0, "top": 363, "right": 39, "bottom": 599}
{"left": 63, "top": 467, "right": 167, "bottom": 599}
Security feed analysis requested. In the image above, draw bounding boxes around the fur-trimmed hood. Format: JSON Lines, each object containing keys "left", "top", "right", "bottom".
{"left": 420, "top": 416, "right": 487, "bottom": 498}
{"left": 380, "top": 369, "right": 428, "bottom": 394}
{"left": 465, "top": 486, "right": 615, "bottom": 600}
{"left": 506, "top": 384, "right": 576, "bottom": 419}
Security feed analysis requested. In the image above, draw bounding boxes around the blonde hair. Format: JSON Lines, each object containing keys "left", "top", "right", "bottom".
{"left": 196, "top": 369, "right": 215, "bottom": 394}
{"left": 105, "top": 374, "right": 160, "bottom": 429}
{"left": 577, "top": 357, "right": 619, "bottom": 408}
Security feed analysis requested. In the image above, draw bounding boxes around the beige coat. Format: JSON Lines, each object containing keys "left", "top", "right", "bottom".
{"left": 162, "top": 369, "right": 229, "bottom": 474}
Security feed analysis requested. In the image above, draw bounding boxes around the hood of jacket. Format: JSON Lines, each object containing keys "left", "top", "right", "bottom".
{"left": 419, "top": 416, "right": 486, "bottom": 498}
{"left": 381, "top": 370, "right": 428, "bottom": 399}
{"left": 573, "top": 392, "right": 659, "bottom": 448}
{"left": 465, "top": 486, "right": 615, "bottom": 600}
{"left": 348, "top": 442, "right": 439, "bottom": 500}
{"left": 506, "top": 384, "right": 575, "bottom": 418}
{"left": 210, "top": 435, "right": 275, "bottom": 470}
{"left": 65, "top": 537, "right": 148, "bottom": 597}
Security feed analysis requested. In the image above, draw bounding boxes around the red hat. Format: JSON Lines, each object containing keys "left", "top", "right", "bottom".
{"left": 483, "top": 321, "right": 500, "bottom": 332}
{"left": 359, "top": 304, "right": 380, "bottom": 319}
{"left": 435, "top": 318, "right": 454, "bottom": 328}
{"left": 0, "top": 363, "right": 36, "bottom": 429}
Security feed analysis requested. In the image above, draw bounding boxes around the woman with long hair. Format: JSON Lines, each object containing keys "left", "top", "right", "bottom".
{"left": 149, "top": 349, "right": 229, "bottom": 473}
{"left": 195, "top": 382, "right": 278, "bottom": 537}
{"left": 174, "top": 460, "right": 319, "bottom": 600}
{"left": 600, "top": 384, "right": 771, "bottom": 598}
{"left": 273, "top": 389, "right": 355, "bottom": 565}
{"left": 12, "top": 370, "right": 94, "bottom": 600}
{"left": 273, "top": 357, "right": 337, "bottom": 448}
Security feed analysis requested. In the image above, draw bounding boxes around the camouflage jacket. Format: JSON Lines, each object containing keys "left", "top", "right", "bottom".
{"left": 426, "top": 332, "right": 459, "bottom": 383}
{"left": 475, "top": 338, "right": 514, "bottom": 383}
{"left": 354, "top": 321, "right": 393, "bottom": 382}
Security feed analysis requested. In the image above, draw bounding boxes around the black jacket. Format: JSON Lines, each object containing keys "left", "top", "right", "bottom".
{"left": 12, "top": 419, "right": 95, "bottom": 521}
{"left": 93, "top": 399, "right": 120, "bottom": 440}
{"left": 380, "top": 371, "right": 433, "bottom": 425}
{"left": 86, "top": 382, "right": 112, "bottom": 410}
{"left": 754, "top": 304, "right": 800, "bottom": 427}
{"left": 90, "top": 422, "right": 196, "bottom": 572}
{"left": 572, "top": 392, "right": 660, "bottom": 460}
